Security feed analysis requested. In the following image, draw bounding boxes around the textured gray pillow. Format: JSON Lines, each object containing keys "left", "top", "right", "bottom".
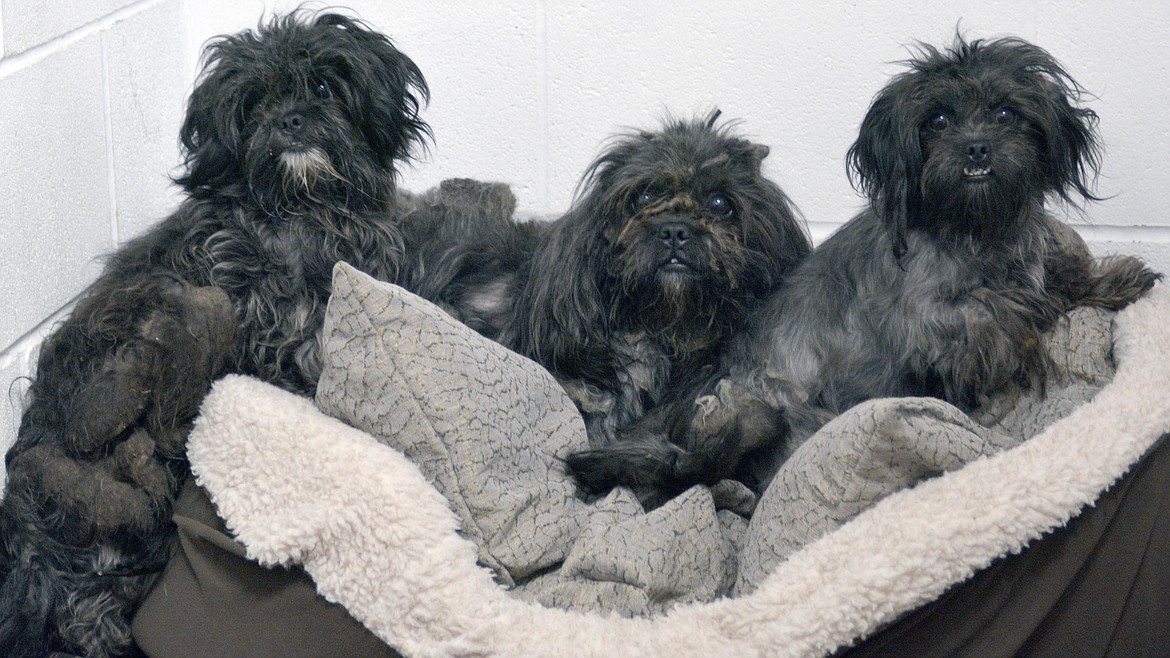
{"left": 314, "top": 262, "right": 592, "bottom": 586}
{"left": 311, "top": 261, "right": 1120, "bottom": 612}
{"left": 313, "top": 263, "right": 740, "bottom": 612}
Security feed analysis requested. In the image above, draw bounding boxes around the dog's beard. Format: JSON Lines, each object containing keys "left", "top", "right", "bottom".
{"left": 608, "top": 216, "right": 747, "bottom": 343}
{"left": 917, "top": 134, "right": 1043, "bottom": 243}
{"left": 277, "top": 147, "right": 346, "bottom": 196}
{"left": 277, "top": 146, "right": 351, "bottom": 202}
{"left": 243, "top": 105, "right": 382, "bottom": 211}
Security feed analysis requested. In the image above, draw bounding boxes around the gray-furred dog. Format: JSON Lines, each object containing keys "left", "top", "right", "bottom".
{"left": 567, "top": 34, "right": 1160, "bottom": 507}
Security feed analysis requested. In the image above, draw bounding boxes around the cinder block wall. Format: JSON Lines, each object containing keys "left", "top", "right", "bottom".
{"left": 0, "top": 0, "right": 190, "bottom": 479}
{"left": 3, "top": 0, "right": 1168, "bottom": 484}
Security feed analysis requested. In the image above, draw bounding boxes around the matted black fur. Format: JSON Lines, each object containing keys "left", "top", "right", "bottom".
{"left": 0, "top": 10, "right": 429, "bottom": 656}
{"left": 511, "top": 112, "right": 811, "bottom": 497}
{"left": 568, "top": 35, "right": 1160, "bottom": 507}
{"left": 400, "top": 177, "right": 538, "bottom": 338}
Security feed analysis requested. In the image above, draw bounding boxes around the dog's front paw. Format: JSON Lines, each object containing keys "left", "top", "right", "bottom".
{"left": 925, "top": 287, "right": 1059, "bottom": 407}
{"left": 690, "top": 379, "right": 783, "bottom": 453}
{"left": 138, "top": 281, "right": 238, "bottom": 456}
{"left": 940, "top": 316, "right": 1042, "bottom": 407}
{"left": 564, "top": 432, "right": 686, "bottom": 509}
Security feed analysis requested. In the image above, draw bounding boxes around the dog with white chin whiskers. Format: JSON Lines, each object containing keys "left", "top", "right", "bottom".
{"left": 0, "top": 10, "right": 431, "bottom": 655}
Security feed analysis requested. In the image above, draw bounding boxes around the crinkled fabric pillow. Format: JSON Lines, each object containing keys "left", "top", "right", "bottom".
{"left": 314, "top": 262, "right": 738, "bottom": 611}
{"left": 314, "top": 262, "right": 591, "bottom": 586}
{"left": 312, "top": 261, "right": 1122, "bottom": 614}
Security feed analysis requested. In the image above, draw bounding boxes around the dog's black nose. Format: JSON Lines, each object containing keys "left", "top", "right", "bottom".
{"left": 657, "top": 223, "right": 691, "bottom": 247}
{"left": 966, "top": 142, "right": 989, "bottom": 163}
{"left": 280, "top": 111, "right": 305, "bottom": 134}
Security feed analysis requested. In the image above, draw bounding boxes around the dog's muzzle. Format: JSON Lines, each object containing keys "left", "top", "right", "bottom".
{"left": 963, "top": 141, "right": 993, "bottom": 179}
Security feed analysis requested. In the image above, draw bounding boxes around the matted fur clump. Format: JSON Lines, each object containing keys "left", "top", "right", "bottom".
{"left": 0, "top": 10, "right": 431, "bottom": 656}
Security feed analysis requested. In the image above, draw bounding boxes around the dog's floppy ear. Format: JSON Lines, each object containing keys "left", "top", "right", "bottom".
{"left": 505, "top": 208, "right": 613, "bottom": 383}
{"left": 846, "top": 80, "right": 924, "bottom": 261}
{"left": 174, "top": 29, "right": 257, "bottom": 195}
{"left": 312, "top": 13, "right": 431, "bottom": 170}
{"left": 733, "top": 142, "right": 811, "bottom": 286}
{"left": 1021, "top": 47, "right": 1102, "bottom": 204}
{"left": 1044, "top": 84, "right": 1100, "bottom": 202}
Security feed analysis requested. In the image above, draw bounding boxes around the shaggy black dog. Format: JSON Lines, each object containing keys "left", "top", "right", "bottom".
{"left": 0, "top": 11, "right": 431, "bottom": 656}
{"left": 568, "top": 35, "right": 1160, "bottom": 506}
{"left": 500, "top": 112, "right": 812, "bottom": 506}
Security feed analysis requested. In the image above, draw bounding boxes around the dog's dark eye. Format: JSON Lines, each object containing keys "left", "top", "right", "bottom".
{"left": 312, "top": 80, "right": 332, "bottom": 100}
{"left": 927, "top": 113, "right": 950, "bottom": 132}
{"left": 994, "top": 107, "right": 1016, "bottom": 125}
{"left": 706, "top": 193, "right": 734, "bottom": 215}
{"left": 632, "top": 190, "right": 656, "bottom": 210}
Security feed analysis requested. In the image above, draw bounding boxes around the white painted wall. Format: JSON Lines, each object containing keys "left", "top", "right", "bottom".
{"left": 2, "top": 0, "right": 1168, "bottom": 480}
{"left": 0, "top": 0, "right": 188, "bottom": 483}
